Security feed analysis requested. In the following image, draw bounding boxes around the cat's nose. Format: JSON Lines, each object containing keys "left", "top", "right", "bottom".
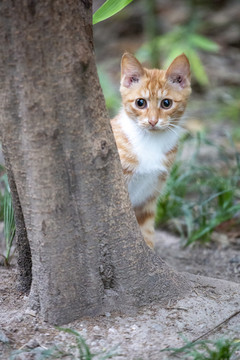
{"left": 148, "top": 118, "right": 158, "bottom": 127}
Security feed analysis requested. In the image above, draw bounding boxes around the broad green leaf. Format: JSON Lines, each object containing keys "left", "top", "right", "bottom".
{"left": 190, "top": 34, "right": 220, "bottom": 52}
{"left": 93, "top": 0, "right": 134, "bottom": 25}
{"left": 188, "top": 49, "right": 209, "bottom": 86}
{"left": 163, "top": 47, "right": 185, "bottom": 68}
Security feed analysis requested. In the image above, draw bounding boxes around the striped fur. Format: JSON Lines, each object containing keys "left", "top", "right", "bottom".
{"left": 111, "top": 53, "right": 191, "bottom": 248}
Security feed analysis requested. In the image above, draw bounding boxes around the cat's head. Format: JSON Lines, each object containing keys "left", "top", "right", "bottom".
{"left": 120, "top": 53, "right": 191, "bottom": 132}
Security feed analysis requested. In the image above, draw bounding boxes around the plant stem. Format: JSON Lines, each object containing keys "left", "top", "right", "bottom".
{"left": 144, "top": 0, "right": 160, "bottom": 67}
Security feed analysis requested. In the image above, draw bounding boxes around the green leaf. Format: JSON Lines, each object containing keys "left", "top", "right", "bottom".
{"left": 4, "top": 188, "right": 15, "bottom": 261}
{"left": 93, "top": 0, "right": 134, "bottom": 25}
{"left": 188, "top": 49, "right": 209, "bottom": 86}
{"left": 190, "top": 34, "right": 220, "bottom": 52}
{"left": 163, "top": 47, "right": 186, "bottom": 68}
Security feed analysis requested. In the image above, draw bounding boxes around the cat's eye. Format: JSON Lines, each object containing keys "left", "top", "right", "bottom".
{"left": 161, "top": 99, "right": 172, "bottom": 109}
{"left": 135, "top": 98, "right": 147, "bottom": 109}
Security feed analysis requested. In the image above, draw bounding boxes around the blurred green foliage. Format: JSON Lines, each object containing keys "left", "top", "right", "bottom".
{"left": 0, "top": 167, "right": 16, "bottom": 266}
{"left": 161, "top": 337, "right": 240, "bottom": 360}
{"left": 97, "top": 66, "right": 119, "bottom": 117}
{"left": 136, "top": 25, "right": 220, "bottom": 86}
{"left": 216, "top": 89, "right": 240, "bottom": 124}
{"left": 156, "top": 133, "right": 240, "bottom": 245}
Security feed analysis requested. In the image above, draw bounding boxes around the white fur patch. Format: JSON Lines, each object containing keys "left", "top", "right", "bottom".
{"left": 162, "top": 89, "right": 168, "bottom": 97}
{"left": 118, "top": 110, "right": 182, "bottom": 207}
{"left": 128, "top": 172, "right": 161, "bottom": 207}
{"left": 140, "top": 89, "right": 150, "bottom": 98}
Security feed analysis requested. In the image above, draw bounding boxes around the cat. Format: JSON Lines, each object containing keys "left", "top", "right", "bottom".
{"left": 111, "top": 53, "right": 191, "bottom": 248}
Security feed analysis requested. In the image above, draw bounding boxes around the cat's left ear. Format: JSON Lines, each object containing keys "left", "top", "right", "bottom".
{"left": 121, "top": 53, "right": 144, "bottom": 88}
{"left": 166, "top": 54, "right": 191, "bottom": 89}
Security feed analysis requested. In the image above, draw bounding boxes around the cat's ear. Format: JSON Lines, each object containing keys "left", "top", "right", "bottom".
{"left": 166, "top": 54, "right": 191, "bottom": 89}
{"left": 121, "top": 53, "right": 144, "bottom": 88}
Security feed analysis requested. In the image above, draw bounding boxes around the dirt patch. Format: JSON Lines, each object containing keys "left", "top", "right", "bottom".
{"left": 155, "top": 230, "right": 240, "bottom": 283}
{"left": 1, "top": 230, "right": 240, "bottom": 360}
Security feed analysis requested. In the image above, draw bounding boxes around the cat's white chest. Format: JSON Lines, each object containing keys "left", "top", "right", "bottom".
{"left": 128, "top": 140, "right": 168, "bottom": 207}
{"left": 119, "top": 111, "right": 180, "bottom": 207}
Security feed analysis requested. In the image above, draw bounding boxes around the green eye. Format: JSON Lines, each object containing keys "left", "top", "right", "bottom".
{"left": 136, "top": 98, "right": 147, "bottom": 109}
{"left": 161, "top": 99, "right": 172, "bottom": 109}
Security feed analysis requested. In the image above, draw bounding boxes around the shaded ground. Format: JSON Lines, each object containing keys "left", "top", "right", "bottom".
{"left": 155, "top": 230, "right": 240, "bottom": 284}
{"left": 1, "top": 231, "right": 240, "bottom": 360}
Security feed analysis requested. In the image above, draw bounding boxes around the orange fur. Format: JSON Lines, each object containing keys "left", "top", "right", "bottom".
{"left": 111, "top": 53, "right": 191, "bottom": 248}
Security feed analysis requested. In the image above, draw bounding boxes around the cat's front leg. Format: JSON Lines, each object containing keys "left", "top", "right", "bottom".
{"left": 134, "top": 198, "right": 157, "bottom": 249}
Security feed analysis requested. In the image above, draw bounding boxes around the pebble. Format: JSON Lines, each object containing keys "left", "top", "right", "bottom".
{"left": 26, "top": 338, "right": 40, "bottom": 349}
{"left": 93, "top": 325, "right": 101, "bottom": 332}
{"left": 108, "top": 327, "right": 117, "bottom": 335}
{"left": 0, "top": 330, "right": 9, "bottom": 343}
{"left": 130, "top": 324, "right": 138, "bottom": 331}
{"left": 25, "top": 308, "right": 37, "bottom": 317}
{"left": 151, "top": 324, "right": 163, "bottom": 332}
{"left": 16, "top": 315, "right": 24, "bottom": 322}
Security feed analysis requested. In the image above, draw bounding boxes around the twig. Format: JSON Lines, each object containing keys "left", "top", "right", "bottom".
{"left": 161, "top": 309, "right": 240, "bottom": 357}
{"left": 192, "top": 309, "right": 240, "bottom": 343}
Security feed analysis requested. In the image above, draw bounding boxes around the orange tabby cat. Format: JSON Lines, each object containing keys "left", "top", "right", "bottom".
{"left": 111, "top": 53, "right": 191, "bottom": 248}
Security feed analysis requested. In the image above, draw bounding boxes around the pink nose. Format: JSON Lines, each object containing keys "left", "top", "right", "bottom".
{"left": 149, "top": 118, "right": 158, "bottom": 127}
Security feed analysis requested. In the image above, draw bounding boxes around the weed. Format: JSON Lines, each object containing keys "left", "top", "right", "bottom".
{"left": 0, "top": 171, "right": 16, "bottom": 266}
{"left": 10, "top": 328, "right": 119, "bottom": 359}
{"left": 156, "top": 133, "right": 240, "bottom": 245}
{"left": 161, "top": 337, "right": 240, "bottom": 360}
{"left": 57, "top": 327, "right": 119, "bottom": 360}
{"left": 215, "top": 89, "right": 240, "bottom": 135}
{"left": 0, "top": 164, "right": 5, "bottom": 221}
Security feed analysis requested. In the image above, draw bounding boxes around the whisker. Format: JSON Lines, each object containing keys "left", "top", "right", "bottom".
{"left": 169, "top": 122, "right": 181, "bottom": 127}
{"left": 169, "top": 124, "right": 182, "bottom": 131}
{"left": 167, "top": 126, "right": 178, "bottom": 136}
{"left": 170, "top": 123, "right": 190, "bottom": 136}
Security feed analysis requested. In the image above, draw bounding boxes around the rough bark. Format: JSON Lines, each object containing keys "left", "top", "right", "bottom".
{"left": 0, "top": 0, "right": 191, "bottom": 325}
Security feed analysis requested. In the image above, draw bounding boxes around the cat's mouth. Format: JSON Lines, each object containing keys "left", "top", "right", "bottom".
{"left": 148, "top": 125, "right": 168, "bottom": 132}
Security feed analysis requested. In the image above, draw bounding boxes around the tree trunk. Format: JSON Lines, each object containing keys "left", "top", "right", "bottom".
{"left": 0, "top": 0, "right": 191, "bottom": 325}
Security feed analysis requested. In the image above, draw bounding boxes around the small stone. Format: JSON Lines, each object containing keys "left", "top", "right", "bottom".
{"left": 108, "top": 327, "right": 117, "bottom": 334}
{"left": 16, "top": 315, "right": 24, "bottom": 322}
{"left": 105, "top": 312, "right": 111, "bottom": 317}
{"left": 93, "top": 325, "right": 101, "bottom": 332}
{"left": 26, "top": 338, "right": 40, "bottom": 349}
{"left": 80, "top": 328, "right": 87, "bottom": 336}
{"left": 151, "top": 324, "right": 163, "bottom": 332}
{"left": 130, "top": 324, "right": 138, "bottom": 331}
{"left": 25, "top": 308, "right": 37, "bottom": 317}
{"left": 0, "top": 330, "right": 9, "bottom": 343}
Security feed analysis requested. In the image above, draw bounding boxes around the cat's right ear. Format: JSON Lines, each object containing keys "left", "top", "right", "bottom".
{"left": 166, "top": 54, "right": 191, "bottom": 89}
{"left": 121, "top": 53, "right": 144, "bottom": 88}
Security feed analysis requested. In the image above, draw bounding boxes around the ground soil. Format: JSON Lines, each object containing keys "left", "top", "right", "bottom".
{"left": 1, "top": 230, "right": 240, "bottom": 360}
